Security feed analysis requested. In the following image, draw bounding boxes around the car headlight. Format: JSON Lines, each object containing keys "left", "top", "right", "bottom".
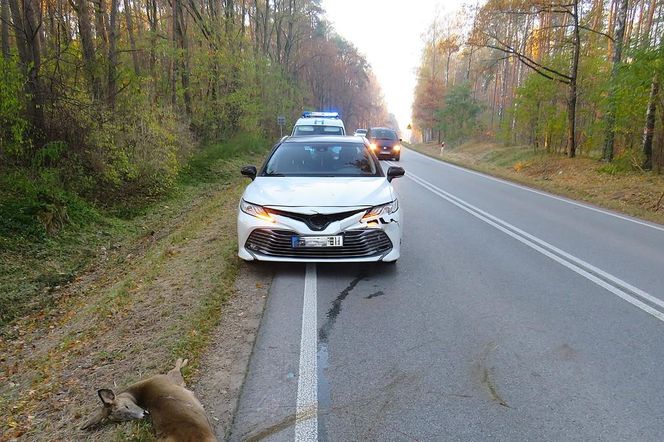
{"left": 361, "top": 200, "right": 399, "bottom": 221}
{"left": 393, "top": 144, "right": 401, "bottom": 151}
{"left": 240, "top": 200, "right": 275, "bottom": 223}
{"left": 369, "top": 143, "right": 377, "bottom": 151}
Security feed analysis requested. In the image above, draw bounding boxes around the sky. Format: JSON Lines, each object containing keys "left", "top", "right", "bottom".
{"left": 322, "top": 0, "right": 465, "bottom": 132}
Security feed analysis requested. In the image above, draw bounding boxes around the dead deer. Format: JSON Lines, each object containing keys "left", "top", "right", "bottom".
{"left": 82, "top": 358, "right": 217, "bottom": 442}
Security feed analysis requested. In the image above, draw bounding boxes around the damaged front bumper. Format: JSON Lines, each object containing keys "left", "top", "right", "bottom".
{"left": 237, "top": 206, "right": 402, "bottom": 263}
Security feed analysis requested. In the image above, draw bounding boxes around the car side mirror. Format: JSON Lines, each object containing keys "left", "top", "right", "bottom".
{"left": 241, "top": 165, "right": 257, "bottom": 181}
{"left": 399, "top": 138, "right": 403, "bottom": 142}
{"left": 387, "top": 166, "right": 405, "bottom": 182}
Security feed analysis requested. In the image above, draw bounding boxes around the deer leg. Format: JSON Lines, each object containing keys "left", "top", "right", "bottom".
{"left": 167, "top": 358, "right": 188, "bottom": 387}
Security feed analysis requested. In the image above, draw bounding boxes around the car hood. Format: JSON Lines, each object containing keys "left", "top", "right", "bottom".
{"left": 243, "top": 177, "right": 394, "bottom": 213}
{"left": 370, "top": 138, "right": 398, "bottom": 147}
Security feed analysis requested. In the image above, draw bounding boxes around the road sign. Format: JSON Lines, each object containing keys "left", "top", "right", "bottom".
{"left": 277, "top": 115, "right": 285, "bottom": 137}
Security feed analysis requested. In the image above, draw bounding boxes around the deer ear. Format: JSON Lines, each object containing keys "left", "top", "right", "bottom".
{"left": 98, "top": 389, "right": 116, "bottom": 406}
{"left": 81, "top": 406, "right": 110, "bottom": 430}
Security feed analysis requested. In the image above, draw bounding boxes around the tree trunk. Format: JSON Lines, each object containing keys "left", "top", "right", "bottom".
{"left": 22, "top": 0, "right": 45, "bottom": 134}
{"left": 642, "top": 0, "right": 657, "bottom": 45}
{"left": 643, "top": 73, "right": 659, "bottom": 170}
{"left": 445, "top": 50, "right": 452, "bottom": 87}
{"left": 94, "top": 0, "right": 108, "bottom": 57}
{"left": 224, "top": 0, "right": 233, "bottom": 36}
{"left": 240, "top": 0, "right": 245, "bottom": 36}
{"left": 262, "top": 0, "right": 269, "bottom": 54}
{"left": 146, "top": 0, "right": 156, "bottom": 78}
{"left": 498, "top": 57, "right": 509, "bottom": 125}
{"left": 602, "top": 0, "right": 628, "bottom": 162}
{"left": 173, "top": 0, "right": 190, "bottom": 113}
{"left": 171, "top": 0, "right": 178, "bottom": 107}
{"left": 123, "top": 0, "right": 140, "bottom": 75}
{"left": 73, "top": 0, "right": 101, "bottom": 100}
{"left": 567, "top": 0, "right": 580, "bottom": 158}
{"left": 107, "top": 0, "right": 118, "bottom": 107}
{"left": 7, "top": 0, "right": 28, "bottom": 65}
{"left": 1, "top": 0, "right": 9, "bottom": 59}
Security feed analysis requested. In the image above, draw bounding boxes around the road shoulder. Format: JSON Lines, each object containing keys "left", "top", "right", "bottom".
{"left": 194, "top": 263, "right": 273, "bottom": 440}
{"left": 408, "top": 142, "right": 664, "bottom": 227}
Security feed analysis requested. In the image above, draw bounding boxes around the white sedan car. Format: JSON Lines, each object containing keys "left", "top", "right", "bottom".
{"left": 237, "top": 136, "right": 404, "bottom": 263}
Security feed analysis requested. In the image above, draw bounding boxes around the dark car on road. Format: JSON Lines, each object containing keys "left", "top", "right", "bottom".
{"left": 366, "top": 127, "right": 402, "bottom": 161}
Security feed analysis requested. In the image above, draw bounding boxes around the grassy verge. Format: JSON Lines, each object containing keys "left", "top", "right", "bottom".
{"left": 0, "top": 136, "right": 269, "bottom": 440}
{"left": 0, "top": 133, "right": 265, "bottom": 328}
{"left": 409, "top": 141, "right": 664, "bottom": 226}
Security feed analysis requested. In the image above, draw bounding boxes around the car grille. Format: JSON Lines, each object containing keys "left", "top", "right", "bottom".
{"left": 245, "top": 229, "right": 393, "bottom": 259}
{"left": 268, "top": 208, "right": 366, "bottom": 231}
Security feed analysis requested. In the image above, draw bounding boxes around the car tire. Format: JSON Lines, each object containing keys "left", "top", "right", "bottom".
{"left": 393, "top": 155, "right": 400, "bottom": 161}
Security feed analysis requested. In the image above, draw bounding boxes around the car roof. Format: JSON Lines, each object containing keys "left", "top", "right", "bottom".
{"left": 368, "top": 127, "right": 396, "bottom": 131}
{"left": 281, "top": 135, "right": 366, "bottom": 144}
{"left": 295, "top": 117, "right": 345, "bottom": 127}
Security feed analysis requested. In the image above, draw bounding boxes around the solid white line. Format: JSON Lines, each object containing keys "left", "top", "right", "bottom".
{"left": 402, "top": 169, "right": 664, "bottom": 323}
{"left": 404, "top": 147, "right": 664, "bottom": 233}
{"left": 295, "top": 263, "right": 318, "bottom": 441}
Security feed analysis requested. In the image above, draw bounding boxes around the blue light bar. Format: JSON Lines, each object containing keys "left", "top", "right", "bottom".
{"left": 301, "top": 111, "right": 340, "bottom": 119}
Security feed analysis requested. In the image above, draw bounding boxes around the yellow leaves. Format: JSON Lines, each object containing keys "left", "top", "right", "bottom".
{"left": 513, "top": 161, "right": 530, "bottom": 172}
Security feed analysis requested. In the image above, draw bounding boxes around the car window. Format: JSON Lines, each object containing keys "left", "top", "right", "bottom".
{"left": 263, "top": 142, "right": 379, "bottom": 177}
{"left": 368, "top": 129, "right": 397, "bottom": 140}
{"left": 293, "top": 125, "right": 344, "bottom": 136}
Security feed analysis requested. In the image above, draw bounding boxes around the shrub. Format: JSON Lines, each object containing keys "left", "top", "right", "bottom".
{"left": 0, "top": 169, "right": 99, "bottom": 241}
{"left": 44, "top": 84, "right": 195, "bottom": 203}
{"left": 0, "top": 58, "right": 30, "bottom": 161}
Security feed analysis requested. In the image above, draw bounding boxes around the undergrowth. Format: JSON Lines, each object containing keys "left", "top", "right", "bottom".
{"left": 0, "top": 134, "right": 267, "bottom": 328}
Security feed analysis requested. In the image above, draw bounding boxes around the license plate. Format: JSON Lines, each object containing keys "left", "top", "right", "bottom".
{"left": 292, "top": 235, "right": 343, "bottom": 248}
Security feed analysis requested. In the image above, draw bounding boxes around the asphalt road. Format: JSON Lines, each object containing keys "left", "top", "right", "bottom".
{"left": 230, "top": 147, "right": 664, "bottom": 441}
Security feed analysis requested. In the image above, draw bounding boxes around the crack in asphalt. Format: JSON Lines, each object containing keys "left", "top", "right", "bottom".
{"left": 318, "top": 273, "right": 366, "bottom": 343}
{"left": 365, "top": 290, "right": 385, "bottom": 299}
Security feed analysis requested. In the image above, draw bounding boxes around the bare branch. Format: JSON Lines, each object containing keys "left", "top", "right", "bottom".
{"left": 477, "top": 32, "right": 573, "bottom": 81}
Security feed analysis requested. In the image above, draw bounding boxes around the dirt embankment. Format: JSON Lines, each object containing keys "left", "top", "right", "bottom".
{"left": 1, "top": 155, "right": 271, "bottom": 441}
{"left": 411, "top": 142, "right": 664, "bottom": 226}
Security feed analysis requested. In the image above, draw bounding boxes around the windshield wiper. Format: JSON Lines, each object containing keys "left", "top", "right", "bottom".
{"left": 263, "top": 172, "right": 285, "bottom": 177}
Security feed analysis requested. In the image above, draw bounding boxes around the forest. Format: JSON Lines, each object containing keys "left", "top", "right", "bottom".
{"left": 0, "top": 0, "right": 389, "bottom": 238}
{"left": 412, "top": 0, "right": 664, "bottom": 172}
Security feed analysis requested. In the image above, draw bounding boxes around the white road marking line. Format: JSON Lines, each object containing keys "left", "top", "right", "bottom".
{"left": 295, "top": 263, "right": 318, "bottom": 441}
{"left": 404, "top": 170, "right": 664, "bottom": 312}
{"left": 401, "top": 168, "right": 664, "bottom": 323}
{"left": 404, "top": 147, "right": 664, "bottom": 233}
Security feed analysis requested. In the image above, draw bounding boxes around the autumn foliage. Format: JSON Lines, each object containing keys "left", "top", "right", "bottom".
{"left": 0, "top": 0, "right": 388, "bottom": 202}
{"left": 412, "top": 0, "right": 664, "bottom": 171}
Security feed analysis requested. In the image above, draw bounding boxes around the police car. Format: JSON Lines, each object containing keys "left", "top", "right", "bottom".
{"left": 291, "top": 111, "right": 346, "bottom": 136}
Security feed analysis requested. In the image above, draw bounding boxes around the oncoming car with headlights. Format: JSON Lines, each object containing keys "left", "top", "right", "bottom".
{"left": 367, "top": 127, "right": 402, "bottom": 161}
{"left": 237, "top": 136, "right": 404, "bottom": 263}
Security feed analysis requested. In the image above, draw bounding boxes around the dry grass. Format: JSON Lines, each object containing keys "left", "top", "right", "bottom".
{"left": 0, "top": 154, "right": 261, "bottom": 441}
{"left": 412, "top": 141, "right": 664, "bottom": 226}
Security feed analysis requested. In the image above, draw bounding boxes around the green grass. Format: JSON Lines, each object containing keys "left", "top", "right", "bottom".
{"left": 0, "top": 134, "right": 268, "bottom": 329}
{"left": 479, "top": 146, "right": 541, "bottom": 168}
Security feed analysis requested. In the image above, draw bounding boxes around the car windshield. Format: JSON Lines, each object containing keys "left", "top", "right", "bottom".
{"left": 293, "top": 125, "right": 344, "bottom": 136}
{"left": 369, "top": 129, "right": 397, "bottom": 140}
{"left": 263, "top": 142, "right": 379, "bottom": 177}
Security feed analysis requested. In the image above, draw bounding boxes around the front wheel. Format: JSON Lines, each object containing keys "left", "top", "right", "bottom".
{"left": 393, "top": 155, "right": 400, "bottom": 161}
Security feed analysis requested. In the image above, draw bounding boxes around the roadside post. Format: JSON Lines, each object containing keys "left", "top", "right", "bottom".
{"left": 277, "top": 115, "right": 286, "bottom": 137}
